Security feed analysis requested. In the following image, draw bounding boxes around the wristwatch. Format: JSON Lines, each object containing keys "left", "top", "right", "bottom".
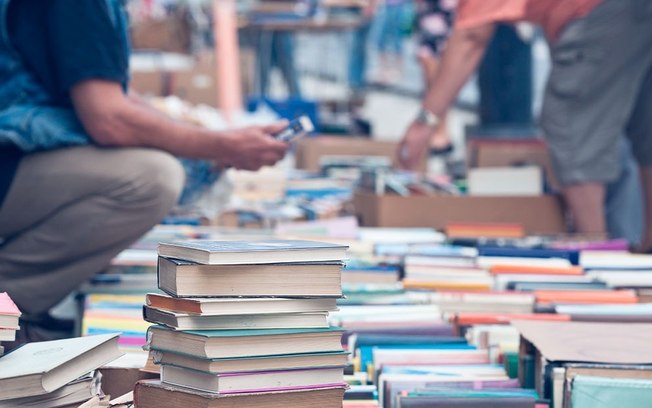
{"left": 415, "top": 107, "right": 440, "bottom": 128}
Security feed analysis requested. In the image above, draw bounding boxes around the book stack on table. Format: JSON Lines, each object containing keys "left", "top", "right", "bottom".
{"left": 0, "top": 292, "right": 20, "bottom": 357}
{"left": 135, "top": 239, "right": 350, "bottom": 407}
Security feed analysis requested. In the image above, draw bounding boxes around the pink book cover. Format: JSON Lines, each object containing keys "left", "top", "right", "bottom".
{"left": 0, "top": 292, "right": 21, "bottom": 316}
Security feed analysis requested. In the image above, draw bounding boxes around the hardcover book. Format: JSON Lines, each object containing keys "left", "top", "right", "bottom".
{"left": 157, "top": 240, "right": 348, "bottom": 265}
{"left": 147, "top": 326, "right": 344, "bottom": 359}
{"left": 134, "top": 380, "right": 347, "bottom": 408}
{"left": 143, "top": 306, "right": 330, "bottom": 331}
{"left": 0, "top": 334, "right": 122, "bottom": 400}
{"left": 160, "top": 365, "right": 345, "bottom": 394}
{"left": 157, "top": 258, "right": 343, "bottom": 297}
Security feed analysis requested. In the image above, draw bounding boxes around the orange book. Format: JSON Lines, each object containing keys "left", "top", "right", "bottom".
{"left": 402, "top": 280, "right": 492, "bottom": 292}
{"left": 490, "top": 264, "right": 584, "bottom": 276}
{"left": 534, "top": 290, "right": 638, "bottom": 305}
{"left": 445, "top": 223, "right": 525, "bottom": 239}
{"left": 453, "top": 313, "right": 571, "bottom": 326}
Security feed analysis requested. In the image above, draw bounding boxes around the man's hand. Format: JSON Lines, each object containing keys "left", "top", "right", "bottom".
{"left": 217, "top": 121, "right": 290, "bottom": 171}
{"left": 397, "top": 120, "right": 435, "bottom": 170}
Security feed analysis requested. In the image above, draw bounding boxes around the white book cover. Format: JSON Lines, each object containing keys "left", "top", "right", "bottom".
{"left": 468, "top": 166, "right": 543, "bottom": 196}
{"left": 0, "top": 334, "right": 122, "bottom": 400}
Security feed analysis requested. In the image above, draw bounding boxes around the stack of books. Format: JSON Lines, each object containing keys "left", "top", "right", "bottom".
{"left": 0, "top": 334, "right": 123, "bottom": 407}
{"left": 0, "top": 293, "right": 20, "bottom": 356}
{"left": 137, "top": 239, "right": 350, "bottom": 407}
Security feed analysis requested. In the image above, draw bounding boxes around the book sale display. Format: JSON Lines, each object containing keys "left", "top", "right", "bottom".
{"left": 4, "top": 232, "right": 652, "bottom": 408}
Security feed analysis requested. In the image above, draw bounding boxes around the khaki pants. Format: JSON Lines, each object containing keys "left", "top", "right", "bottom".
{"left": 0, "top": 146, "right": 184, "bottom": 315}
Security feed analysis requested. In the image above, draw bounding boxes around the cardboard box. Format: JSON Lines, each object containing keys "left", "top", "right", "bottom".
{"left": 295, "top": 136, "right": 427, "bottom": 173}
{"left": 130, "top": 16, "right": 191, "bottom": 54}
{"left": 467, "top": 139, "right": 561, "bottom": 191}
{"left": 353, "top": 191, "right": 567, "bottom": 235}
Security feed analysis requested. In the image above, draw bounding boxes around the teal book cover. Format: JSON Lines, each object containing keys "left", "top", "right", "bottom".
{"left": 571, "top": 375, "right": 652, "bottom": 407}
{"left": 149, "top": 325, "right": 344, "bottom": 338}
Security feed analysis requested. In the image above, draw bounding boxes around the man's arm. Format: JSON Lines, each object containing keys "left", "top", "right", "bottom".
{"left": 71, "top": 80, "right": 289, "bottom": 171}
{"left": 398, "top": 23, "right": 495, "bottom": 169}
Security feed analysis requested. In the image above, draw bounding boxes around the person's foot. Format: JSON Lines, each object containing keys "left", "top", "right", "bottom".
{"left": 3, "top": 314, "right": 75, "bottom": 353}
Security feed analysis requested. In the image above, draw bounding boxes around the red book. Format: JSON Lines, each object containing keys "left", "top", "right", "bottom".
{"left": 453, "top": 313, "right": 571, "bottom": 326}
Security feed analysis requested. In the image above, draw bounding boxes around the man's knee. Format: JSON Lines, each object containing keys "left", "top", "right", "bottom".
{"left": 139, "top": 150, "right": 184, "bottom": 211}
{"left": 119, "top": 149, "right": 185, "bottom": 219}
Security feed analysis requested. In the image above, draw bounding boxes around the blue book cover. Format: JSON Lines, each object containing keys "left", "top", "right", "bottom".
{"left": 477, "top": 246, "right": 580, "bottom": 265}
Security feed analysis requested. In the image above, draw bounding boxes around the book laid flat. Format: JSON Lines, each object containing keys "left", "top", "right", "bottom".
{"left": 151, "top": 350, "right": 350, "bottom": 374}
{"left": 134, "top": 380, "right": 347, "bottom": 408}
{"left": 0, "top": 333, "right": 123, "bottom": 400}
{"left": 143, "top": 306, "right": 330, "bottom": 330}
{"left": 147, "top": 326, "right": 344, "bottom": 359}
{"left": 512, "top": 320, "right": 652, "bottom": 364}
{"left": 489, "top": 264, "right": 584, "bottom": 276}
{"left": 158, "top": 258, "right": 343, "bottom": 297}
{"left": 0, "top": 372, "right": 100, "bottom": 408}
{"left": 146, "top": 294, "right": 338, "bottom": 315}
{"left": 0, "top": 292, "right": 20, "bottom": 328}
{"left": 160, "top": 364, "right": 345, "bottom": 394}
{"left": 398, "top": 395, "right": 536, "bottom": 408}
{"left": 157, "top": 240, "right": 348, "bottom": 265}
{"left": 570, "top": 375, "right": 652, "bottom": 408}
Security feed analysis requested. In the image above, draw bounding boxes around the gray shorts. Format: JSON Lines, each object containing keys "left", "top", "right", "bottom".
{"left": 541, "top": 0, "right": 652, "bottom": 185}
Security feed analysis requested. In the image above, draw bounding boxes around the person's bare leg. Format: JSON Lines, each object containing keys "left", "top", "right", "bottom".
{"left": 418, "top": 54, "right": 450, "bottom": 151}
{"left": 563, "top": 182, "right": 607, "bottom": 234}
{"left": 639, "top": 166, "right": 652, "bottom": 250}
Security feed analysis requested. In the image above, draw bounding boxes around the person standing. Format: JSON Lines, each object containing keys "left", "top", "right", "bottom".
{"left": 398, "top": 0, "right": 652, "bottom": 248}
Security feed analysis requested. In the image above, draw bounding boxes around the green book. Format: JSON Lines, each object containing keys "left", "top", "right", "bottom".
{"left": 571, "top": 375, "right": 652, "bottom": 407}
{"left": 147, "top": 326, "right": 345, "bottom": 359}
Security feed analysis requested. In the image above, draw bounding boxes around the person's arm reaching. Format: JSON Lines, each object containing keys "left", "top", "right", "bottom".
{"left": 398, "top": 23, "right": 495, "bottom": 170}
{"left": 71, "top": 80, "right": 289, "bottom": 171}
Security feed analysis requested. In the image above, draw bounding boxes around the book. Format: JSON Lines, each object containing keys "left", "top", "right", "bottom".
{"left": 570, "top": 375, "right": 652, "bottom": 408}
{"left": 134, "top": 380, "right": 347, "bottom": 408}
{"left": 398, "top": 395, "right": 536, "bottom": 408}
{"left": 513, "top": 320, "right": 652, "bottom": 365}
{"left": 143, "top": 306, "right": 330, "bottom": 330}
{"left": 533, "top": 289, "right": 638, "bottom": 306}
{"left": 372, "top": 349, "right": 489, "bottom": 371}
{"left": 152, "top": 350, "right": 350, "bottom": 374}
{"left": 477, "top": 246, "right": 580, "bottom": 265}
{"left": 157, "top": 240, "right": 348, "bottom": 265}
{"left": 160, "top": 365, "right": 345, "bottom": 394}
{"left": 467, "top": 166, "right": 543, "bottom": 197}
{"left": 145, "top": 294, "right": 338, "bottom": 315}
{"left": 0, "top": 371, "right": 101, "bottom": 408}
{"left": 0, "top": 292, "right": 20, "bottom": 329}
{"left": 0, "top": 334, "right": 123, "bottom": 400}
{"left": 147, "top": 326, "right": 344, "bottom": 359}
{"left": 0, "top": 328, "right": 16, "bottom": 342}
{"left": 445, "top": 223, "right": 525, "bottom": 239}
{"left": 158, "top": 258, "right": 343, "bottom": 297}
{"left": 489, "top": 265, "right": 584, "bottom": 276}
